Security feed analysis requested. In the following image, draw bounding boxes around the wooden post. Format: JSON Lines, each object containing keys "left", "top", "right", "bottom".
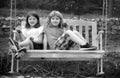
{"left": 100, "top": 58, "right": 104, "bottom": 74}
{"left": 16, "top": 60, "right": 19, "bottom": 72}
{"left": 97, "top": 59, "right": 100, "bottom": 74}
{"left": 9, "top": 53, "right": 15, "bottom": 73}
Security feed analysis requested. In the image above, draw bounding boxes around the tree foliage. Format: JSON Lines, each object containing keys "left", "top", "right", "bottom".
{"left": 1, "top": 0, "right": 120, "bottom": 16}
{"left": 0, "top": 0, "right": 9, "bottom": 8}
{"left": 0, "top": 0, "right": 103, "bottom": 15}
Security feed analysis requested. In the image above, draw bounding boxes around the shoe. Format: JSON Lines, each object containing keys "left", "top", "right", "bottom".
{"left": 15, "top": 47, "right": 27, "bottom": 59}
{"left": 80, "top": 43, "right": 97, "bottom": 50}
{"left": 9, "top": 37, "right": 20, "bottom": 50}
{"left": 18, "top": 47, "right": 27, "bottom": 53}
{"left": 81, "top": 43, "right": 91, "bottom": 48}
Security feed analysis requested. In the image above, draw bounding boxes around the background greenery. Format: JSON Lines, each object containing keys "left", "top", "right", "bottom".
{"left": 0, "top": 0, "right": 120, "bottom": 17}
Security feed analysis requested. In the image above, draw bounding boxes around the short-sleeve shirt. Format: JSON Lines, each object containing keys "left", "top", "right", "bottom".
{"left": 44, "top": 26, "right": 64, "bottom": 49}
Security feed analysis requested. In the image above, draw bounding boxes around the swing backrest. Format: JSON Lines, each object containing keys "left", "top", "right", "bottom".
{"left": 21, "top": 18, "right": 99, "bottom": 49}
{"left": 65, "top": 19, "right": 98, "bottom": 47}
{"left": 40, "top": 18, "right": 98, "bottom": 47}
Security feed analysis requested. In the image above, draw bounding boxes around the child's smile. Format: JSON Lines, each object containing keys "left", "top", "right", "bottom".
{"left": 51, "top": 16, "right": 60, "bottom": 26}
{"left": 28, "top": 16, "right": 38, "bottom": 27}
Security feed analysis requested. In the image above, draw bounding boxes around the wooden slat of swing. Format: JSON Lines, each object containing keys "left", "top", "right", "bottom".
{"left": 21, "top": 50, "right": 105, "bottom": 61}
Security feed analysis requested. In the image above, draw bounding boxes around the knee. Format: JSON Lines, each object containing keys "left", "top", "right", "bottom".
{"left": 14, "top": 31, "right": 19, "bottom": 36}
{"left": 14, "top": 32, "right": 20, "bottom": 40}
{"left": 73, "top": 30, "right": 78, "bottom": 33}
{"left": 65, "top": 30, "right": 73, "bottom": 35}
{"left": 25, "top": 37, "right": 32, "bottom": 42}
{"left": 27, "top": 38, "right": 33, "bottom": 46}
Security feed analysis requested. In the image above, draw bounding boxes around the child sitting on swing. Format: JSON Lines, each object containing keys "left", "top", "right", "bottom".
{"left": 44, "top": 10, "right": 96, "bottom": 50}
{"left": 9, "top": 11, "right": 44, "bottom": 58}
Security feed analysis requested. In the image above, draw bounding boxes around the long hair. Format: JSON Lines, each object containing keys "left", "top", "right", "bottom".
{"left": 47, "top": 10, "right": 64, "bottom": 28}
{"left": 25, "top": 11, "right": 41, "bottom": 28}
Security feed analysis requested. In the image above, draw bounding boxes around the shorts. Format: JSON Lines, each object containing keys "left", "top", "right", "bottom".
{"left": 32, "top": 41, "right": 43, "bottom": 50}
{"left": 54, "top": 34, "right": 76, "bottom": 50}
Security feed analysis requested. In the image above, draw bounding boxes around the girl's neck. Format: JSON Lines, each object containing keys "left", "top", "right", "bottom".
{"left": 30, "top": 26, "right": 34, "bottom": 28}
{"left": 50, "top": 24, "right": 59, "bottom": 28}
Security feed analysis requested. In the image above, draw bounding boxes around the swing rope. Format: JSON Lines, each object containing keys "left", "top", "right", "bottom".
{"left": 9, "top": 0, "right": 17, "bottom": 73}
{"left": 102, "top": 0, "right": 108, "bottom": 51}
{"left": 10, "top": 0, "right": 13, "bottom": 38}
{"left": 10, "top": 0, "right": 17, "bottom": 38}
{"left": 105, "top": 0, "right": 108, "bottom": 51}
{"left": 14, "top": 0, "right": 17, "bottom": 30}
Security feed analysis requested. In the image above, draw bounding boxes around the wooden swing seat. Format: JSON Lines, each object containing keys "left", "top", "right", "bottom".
{"left": 22, "top": 50, "right": 104, "bottom": 61}
{"left": 10, "top": 18, "right": 105, "bottom": 75}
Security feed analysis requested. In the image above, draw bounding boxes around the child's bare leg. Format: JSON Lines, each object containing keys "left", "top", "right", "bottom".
{"left": 65, "top": 30, "right": 87, "bottom": 45}
{"left": 73, "top": 30, "right": 87, "bottom": 42}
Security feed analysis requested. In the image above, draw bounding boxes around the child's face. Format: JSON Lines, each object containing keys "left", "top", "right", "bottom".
{"left": 51, "top": 16, "right": 60, "bottom": 26}
{"left": 28, "top": 15, "right": 38, "bottom": 27}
